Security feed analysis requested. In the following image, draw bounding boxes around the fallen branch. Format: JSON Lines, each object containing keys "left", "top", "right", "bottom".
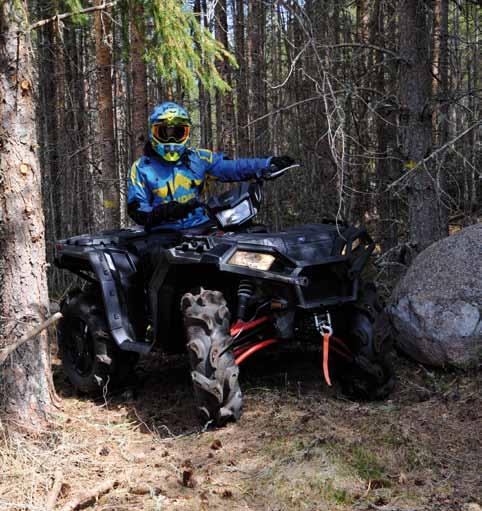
{"left": 366, "top": 505, "right": 420, "bottom": 511}
{"left": 45, "top": 470, "right": 63, "bottom": 511}
{"left": 60, "top": 480, "right": 118, "bottom": 511}
{"left": 30, "top": 1, "right": 117, "bottom": 30}
{"left": 0, "top": 312, "right": 62, "bottom": 366}
{"left": 368, "top": 502, "right": 420, "bottom": 511}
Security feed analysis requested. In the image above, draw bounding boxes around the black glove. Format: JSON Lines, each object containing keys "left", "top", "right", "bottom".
{"left": 127, "top": 198, "right": 201, "bottom": 228}
{"left": 151, "top": 198, "right": 201, "bottom": 223}
{"left": 270, "top": 155, "right": 295, "bottom": 171}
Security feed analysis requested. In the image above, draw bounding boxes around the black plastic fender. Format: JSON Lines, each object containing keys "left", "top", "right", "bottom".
{"left": 86, "top": 250, "right": 151, "bottom": 354}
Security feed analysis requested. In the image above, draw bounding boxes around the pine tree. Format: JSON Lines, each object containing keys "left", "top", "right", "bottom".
{"left": 94, "top": 0, "right": 119, "bottom": 228}
{"left": 0, "top": 1, "right": 55, "bottom": 431}
{"left": 399, "top": 0, "right": 448, "bottom": 250}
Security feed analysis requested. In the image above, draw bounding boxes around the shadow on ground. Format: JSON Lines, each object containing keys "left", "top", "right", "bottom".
{"left": 53, "top": 346, "right": 337, "bottom": 436}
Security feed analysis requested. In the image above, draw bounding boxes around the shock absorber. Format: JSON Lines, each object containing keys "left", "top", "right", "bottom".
{"left": 237, "top": 280, "right": 255, "bottom": 321}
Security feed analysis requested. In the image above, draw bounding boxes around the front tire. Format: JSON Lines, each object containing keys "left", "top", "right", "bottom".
{"left": 181, "top": 289, "right": 242, "bottom": 426}
{"left": 58, "top": 289, "right": 138, "bottom": 394}
{"left": 342, "top": 307, "right": 396, "bottom": 400}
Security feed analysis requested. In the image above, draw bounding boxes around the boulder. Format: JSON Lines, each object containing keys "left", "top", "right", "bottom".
{"left": 388, "top": 224, "right": 481, "bottom": 368}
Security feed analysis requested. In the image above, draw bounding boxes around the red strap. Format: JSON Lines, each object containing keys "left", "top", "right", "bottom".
{"left": 322, "top": 332, "right": 332, "bottom": 386}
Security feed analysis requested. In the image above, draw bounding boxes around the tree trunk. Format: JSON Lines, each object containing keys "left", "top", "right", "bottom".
{"left": 195, "top": 0, "right": 213, "bottom": 148}
{"left": 247, "top": 0, "right": 268, "bottom": 155}
{"left": 373, "top": 0, "right": 399, "bottom": 251}
{"left": 432, "top": 0, "right": 449, "bottom": 146}
{"left": 399, "top": 0, "right": 447, "bottom": 251}
{"left": 215, "top": 0, "right": 235, "bottom": 154}
{"left": 94, "top": 0, "right": 119, "bottom": 228}
{"left": 233, "top": 0, "right": 249, "bottom": 156}
{"left": 351, "top": 0, "right": 371, "bottom": 224}
{"left": 0, "top": 1, "right": 54, "bottom": 431}
{"left": 130, "top": 3, "right": 148, "bottom": 160}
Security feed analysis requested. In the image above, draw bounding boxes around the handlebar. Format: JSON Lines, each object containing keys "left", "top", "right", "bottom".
{"left": 263, "top": 163, "right": 301, "bottom": 180}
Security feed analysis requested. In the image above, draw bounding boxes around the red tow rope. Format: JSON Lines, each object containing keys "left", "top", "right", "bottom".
{"left": 322, "top": 332, "right": 332, "bottom": 386}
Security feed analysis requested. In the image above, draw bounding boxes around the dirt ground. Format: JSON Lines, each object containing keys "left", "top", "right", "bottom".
{"left": 0, "top": 349, "right": 480, "bottom": 511}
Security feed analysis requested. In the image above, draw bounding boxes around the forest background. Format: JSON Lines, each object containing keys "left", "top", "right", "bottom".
{"left": 0, "top": 0, "right": 480, "bottom": 428}
{"left": 29, "top": 0, "right": 480, "bottom": 293}
{"left": 0, "top": 1, "right": 480, "bottom": 509}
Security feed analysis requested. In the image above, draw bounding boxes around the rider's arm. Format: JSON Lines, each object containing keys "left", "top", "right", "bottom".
{"left": 127, "top": 160, "right": 153, "bottom": 225}
{"left": 205, "top": 151, "right": 272, "bottom": 182}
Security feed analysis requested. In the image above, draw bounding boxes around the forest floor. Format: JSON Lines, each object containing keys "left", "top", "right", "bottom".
{"left": 0, "top": 349, "right": 480, "bottom": 511}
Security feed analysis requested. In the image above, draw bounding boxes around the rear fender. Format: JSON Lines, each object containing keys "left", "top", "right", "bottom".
{"left": 341, "top": 227, "right": 375, "bottom": 277}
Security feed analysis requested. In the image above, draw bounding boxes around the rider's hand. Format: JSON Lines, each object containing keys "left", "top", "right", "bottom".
{"left": 270, "top": 155, "right": 295, "bottom": 171}
{"left": 151, "top": 199, "right": 201, "bottom": 222}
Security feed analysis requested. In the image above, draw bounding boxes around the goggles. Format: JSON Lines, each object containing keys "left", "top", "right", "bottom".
{"left": 152, "top": 122, "right": 190, "bottom": 144}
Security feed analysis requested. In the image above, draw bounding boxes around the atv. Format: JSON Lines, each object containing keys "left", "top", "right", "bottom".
{"left": 55, "top": 164, "right": 395, "bottom": 426}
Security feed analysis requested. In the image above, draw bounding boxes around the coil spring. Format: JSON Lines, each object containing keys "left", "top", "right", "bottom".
{"left": 237, "top": 280, "right": 255, "bottom": 321}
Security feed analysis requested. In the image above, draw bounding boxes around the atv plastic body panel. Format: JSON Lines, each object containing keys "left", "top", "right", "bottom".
{"left": 55, "top": 182, "right": 374, "bottom": 354}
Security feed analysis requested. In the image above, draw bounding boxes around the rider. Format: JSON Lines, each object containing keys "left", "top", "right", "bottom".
{"left": 127, "top": 101, "right": 294, "bottom": 229}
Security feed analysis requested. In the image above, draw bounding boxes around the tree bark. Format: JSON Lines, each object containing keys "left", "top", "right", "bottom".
{"left": 94, "top": 0, "right": 119, "bottom": 228}
{"left": 399, "top": 0, "right": 447, "bottom": 251}
{"left": 0, "top": 1, "right": 54, "bottom": 431}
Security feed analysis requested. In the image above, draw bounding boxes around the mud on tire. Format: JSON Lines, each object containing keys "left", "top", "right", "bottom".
{"left": 181, "top": 289, "right": 242, "bottom": 426}
{"left": 342, "top": 310, "right": 396, "bottom": 400}
{"left": 58, "top": 288, "right": 138, "bottom": 395}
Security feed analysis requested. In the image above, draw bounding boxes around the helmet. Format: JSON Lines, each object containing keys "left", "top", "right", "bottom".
{"left": 148, "top": 102, "right": 191, "bottom": 163}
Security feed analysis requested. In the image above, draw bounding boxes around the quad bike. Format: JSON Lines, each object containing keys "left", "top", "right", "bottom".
{"left": 54, "top": 164, "right": 395, "bottom": 426}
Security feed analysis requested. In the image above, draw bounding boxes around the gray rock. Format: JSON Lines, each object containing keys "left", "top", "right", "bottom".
{"left": 388, "top": 224, "right": 482, "bottom": 368}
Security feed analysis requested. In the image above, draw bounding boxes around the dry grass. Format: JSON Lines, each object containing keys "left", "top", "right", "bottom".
{"left": 0, "top": 352, "right": 481, "bottom": 510}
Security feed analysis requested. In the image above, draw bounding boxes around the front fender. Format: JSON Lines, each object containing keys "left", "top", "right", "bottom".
{"left": 87, "top": 251, "right": 151, "bottom": 354}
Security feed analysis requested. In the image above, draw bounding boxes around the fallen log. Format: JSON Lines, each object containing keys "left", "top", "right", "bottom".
{"left": 60, "top": 480, "right": 118, "bottom": 511}
{"left": 0, "top": 312, "right": 62, "bottom": 366}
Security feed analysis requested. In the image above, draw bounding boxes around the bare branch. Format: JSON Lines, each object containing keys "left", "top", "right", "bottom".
{"left": 387, "top": 122, "right": 481, "bottom": 190}
{"left": 30, "top": 1, "right": 118, "bottom": 30}
{"left": 0, "top": 312, "right": 63, "bottom": 366}
{"left": 243, "top": 96, "right": 321, "bottom": 127}
{"left": 317, "top": 43, "right": 407, "bottom": 63}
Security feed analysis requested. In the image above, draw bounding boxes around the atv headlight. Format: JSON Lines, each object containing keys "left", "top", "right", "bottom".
{"left": 216, "top": 200, "right": 253, "bottom": 227}
{"left": 229, "top": 250, "right": 275, "bottom": 271}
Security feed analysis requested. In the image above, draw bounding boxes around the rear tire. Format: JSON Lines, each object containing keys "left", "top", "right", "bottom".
{"left": 58, "top": 289, "right": 138, "bottom": 395}
{"left": 181, "top": 289, "right": 242, "bottom": 426}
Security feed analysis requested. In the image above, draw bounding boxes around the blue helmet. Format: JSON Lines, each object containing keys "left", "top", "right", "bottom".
{"left": 148, "top": 102, "right": 192, "bottom": 163}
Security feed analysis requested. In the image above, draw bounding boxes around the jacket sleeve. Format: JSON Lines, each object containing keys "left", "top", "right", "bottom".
{"left": 205, "top": 150, "right": 272, "bottom": 182}
{"left": 127, "top": 159, "right": 153, "bottom": 225}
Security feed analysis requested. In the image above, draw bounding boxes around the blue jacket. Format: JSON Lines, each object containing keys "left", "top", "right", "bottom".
{"left": 127, "top": 146, "right": 271, "bottom": 229}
